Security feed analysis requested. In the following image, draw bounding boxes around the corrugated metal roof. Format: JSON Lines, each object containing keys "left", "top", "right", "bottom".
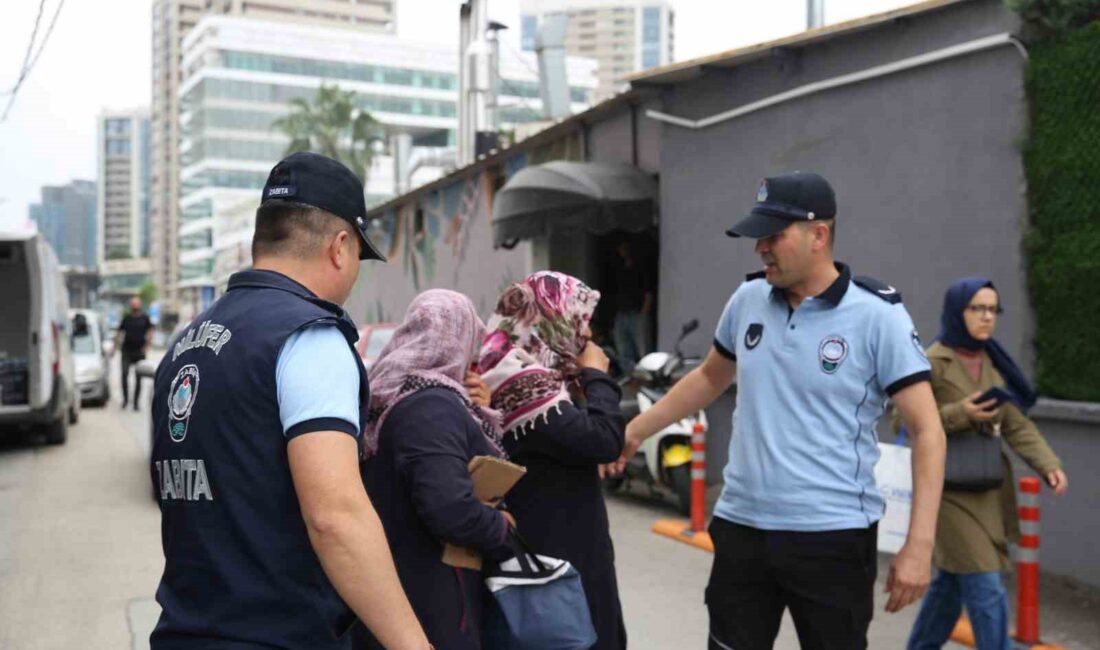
{"left": 625, "top": 0, "right": 969, "bottom": 86}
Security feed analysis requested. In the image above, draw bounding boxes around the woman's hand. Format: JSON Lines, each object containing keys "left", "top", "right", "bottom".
{"left": 576, "top": 341, "right": 610, "bottom": 373}
{"left": 501, "top": 510, "right": 516, "bottom": 529}
{"left": 1046, "top": 469, "right": 1069, "bottom": 497}
{"left": 464, "top": 371, "right": 491, "bottom": 408}
{"left": 961, "top": 391, "right": 998, "bottom": 423}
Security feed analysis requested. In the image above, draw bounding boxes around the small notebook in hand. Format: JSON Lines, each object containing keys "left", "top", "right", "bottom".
{"left": 442, "top": 455, "right": 526, "bottom": 571}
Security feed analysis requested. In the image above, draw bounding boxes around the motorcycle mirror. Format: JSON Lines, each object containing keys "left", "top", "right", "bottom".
{"left": 680, "top": 319, "right": 699, "bottom": 338}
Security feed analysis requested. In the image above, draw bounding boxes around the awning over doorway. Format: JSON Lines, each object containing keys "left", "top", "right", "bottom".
{"left": 492, "top": 161, "right": 657, "bottom": 248}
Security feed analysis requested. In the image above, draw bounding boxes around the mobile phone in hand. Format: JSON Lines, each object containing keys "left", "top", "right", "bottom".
{"left": 976, "top": 386, "right": 1014, "bottom": 410}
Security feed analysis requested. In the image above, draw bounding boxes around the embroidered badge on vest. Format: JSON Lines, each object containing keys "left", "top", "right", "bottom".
{"left": 168, "top": 364, "right": 200, "bottom": 442}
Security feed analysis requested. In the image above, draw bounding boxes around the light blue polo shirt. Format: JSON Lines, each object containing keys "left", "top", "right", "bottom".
{"left": 276, "top": 324, "right": 362, "bottom": 438}
{"left": 712, "top": 263, "right": 930, "bottom": 531}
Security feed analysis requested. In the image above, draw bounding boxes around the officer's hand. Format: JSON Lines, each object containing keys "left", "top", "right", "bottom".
{"left": 464, "top": 371, "right": 491, "bottom": 408}
{"left": 576, "top": 341, "right": 610, "bottom": 373}
{"left": 962, "top": 391, "right": 998, "bottom": 423}
{"left": 601, "top": 423, "right": 644, "bottom": 478}
{"left": 885, "top": 540, "right": 932, "bottom": 613}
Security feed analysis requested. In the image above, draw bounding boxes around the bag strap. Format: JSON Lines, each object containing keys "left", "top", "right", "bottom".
{"left": 506, "top": 530, "right": 550, "bottom": 575}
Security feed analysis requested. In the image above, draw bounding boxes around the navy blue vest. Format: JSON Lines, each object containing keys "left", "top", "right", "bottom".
{"left": 150, "top": 269, "right": 368, "bottom": 650}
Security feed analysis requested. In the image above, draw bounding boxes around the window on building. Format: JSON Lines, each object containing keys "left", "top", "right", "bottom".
{"left": 521, "top": 15, "right": 538, "bottom": 51}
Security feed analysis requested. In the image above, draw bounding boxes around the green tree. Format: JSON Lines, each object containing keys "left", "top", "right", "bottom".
{"left": 272, "top": 85, "right": 385, "bottom": 182}
{"left": 139, "top": 281, "right": 158, "bottom": 307}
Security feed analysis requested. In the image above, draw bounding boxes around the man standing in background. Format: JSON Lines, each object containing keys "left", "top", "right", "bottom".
{"left": 115, "top": 296, "right": 153, "bottom": 410}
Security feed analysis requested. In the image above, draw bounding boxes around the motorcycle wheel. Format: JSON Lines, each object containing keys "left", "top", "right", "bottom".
{"left": 668, "top": 463, "right": 692, "bottom": 516}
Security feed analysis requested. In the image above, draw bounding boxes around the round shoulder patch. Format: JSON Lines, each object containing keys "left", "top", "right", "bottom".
{"left": 168, "top": 364, "right": 200, "bottom": 443}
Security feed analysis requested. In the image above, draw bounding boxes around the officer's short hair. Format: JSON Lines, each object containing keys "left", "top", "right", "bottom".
{"left": 797, "top": 218, "right": 836, "bottom": 247}
{"left": 251, "top": 200, "right": 357, "bottom": 260}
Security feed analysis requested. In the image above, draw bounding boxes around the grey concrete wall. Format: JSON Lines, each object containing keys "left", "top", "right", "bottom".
{"left": 1014, "top": 402, "right": 1100, "bottom": 588}
{"left": 586, "top": 107, "right": 636, "bottom": 165}
{"left": 347, "top": 172, "right": 531, "bottom": 325}
{"left": 653, "top": 0, "right": 1030, "bottom": 483}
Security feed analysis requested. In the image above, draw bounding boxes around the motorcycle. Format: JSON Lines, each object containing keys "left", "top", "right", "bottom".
{"left": 604, "top": 319, "right": 707, "bottom": 515}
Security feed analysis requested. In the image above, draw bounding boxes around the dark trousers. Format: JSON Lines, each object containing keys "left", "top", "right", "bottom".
{"left": 706, "top": 518, "right": 878, "bottom": 650}
{"left": 120, "top": 350, "right": 144, "bottom": 405}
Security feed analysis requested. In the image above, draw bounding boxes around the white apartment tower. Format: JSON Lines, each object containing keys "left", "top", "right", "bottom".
{"left": 521, "top": 0, "right": 674, "bottom": 100}
{"left": 150, "top": 0, "right": 396, "bottom": 321}
{"left": 97, "top": 109, "right": 151, "bottom": 263}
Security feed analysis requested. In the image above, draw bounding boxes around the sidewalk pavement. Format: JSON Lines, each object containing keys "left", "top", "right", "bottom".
{"left": 608, "top": 482, "right": 1099, "bottom": 649}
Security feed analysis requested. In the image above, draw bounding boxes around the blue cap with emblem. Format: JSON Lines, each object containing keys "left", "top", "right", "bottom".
{"left": 727, "top": 171, "right": 837, "bottom": 239}
{"left": 261, "top": 151, "right": 386, "bottom": 261}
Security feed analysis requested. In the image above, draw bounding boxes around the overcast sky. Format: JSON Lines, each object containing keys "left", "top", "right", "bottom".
{"left": 0, "top": 0, "right": 912, "bottom": 231}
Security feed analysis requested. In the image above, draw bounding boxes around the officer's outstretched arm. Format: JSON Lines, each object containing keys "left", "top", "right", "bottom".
{"left": 289, "top": 431, "right": 432, "bottom": 650}
{"left": 606, "top": 347, "right": 735, "bottom": 476}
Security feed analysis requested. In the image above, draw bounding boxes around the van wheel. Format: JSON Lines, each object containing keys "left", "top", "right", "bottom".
{"left": 44, "top": 417, "right": 68, "bottom": 445}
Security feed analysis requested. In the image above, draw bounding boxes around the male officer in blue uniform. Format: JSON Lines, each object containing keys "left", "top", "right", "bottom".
{"left": 150, "top": 152, "right": 432, "bottom": 650}
{"left": 609, "top": 172, "right": 946, "bottom": 649}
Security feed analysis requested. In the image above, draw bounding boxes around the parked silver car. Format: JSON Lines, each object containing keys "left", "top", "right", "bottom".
{"left": 70, "top": 309, "right": 110, "bottom": 407}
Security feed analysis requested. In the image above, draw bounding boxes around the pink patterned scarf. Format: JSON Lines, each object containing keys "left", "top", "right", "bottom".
{"left": 364, "top": 289, "right": 503, "bottom": 459}
{"left": 476, "top": 272, "right": 600, "bottom": 439}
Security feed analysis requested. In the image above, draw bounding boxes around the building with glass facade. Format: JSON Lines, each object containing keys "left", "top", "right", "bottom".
{"left": 151, "top": 0, "right": 397, "bottom": 319}
{"left": 174, "top": 15, "right": 597, "bottom": 318}
{"left": 521, "top": 0, "right": 674, "bottom": 100}
{"left": 29, "top": 181, "right": 98, "bottom": 270}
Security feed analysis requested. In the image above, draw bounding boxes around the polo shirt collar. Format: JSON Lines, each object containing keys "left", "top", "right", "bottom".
{"left": 770, "top": 262, "right": 851, "bottom": 308}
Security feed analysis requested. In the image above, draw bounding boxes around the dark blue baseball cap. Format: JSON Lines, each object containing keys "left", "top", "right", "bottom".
{"left": 261, "top": 151, "right": 386, "bottom": 261}
{"left": 726, "top": 171, "right": 837, "bottom": 239}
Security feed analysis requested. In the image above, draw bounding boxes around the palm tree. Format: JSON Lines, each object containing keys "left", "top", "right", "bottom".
{"left": 272, "top": 85, "right": 385, "bottom": 182}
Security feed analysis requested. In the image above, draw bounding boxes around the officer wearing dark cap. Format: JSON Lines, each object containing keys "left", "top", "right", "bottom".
{"left": 611, "top": 172, "right": 947, "bottom": 649}
{"left": 150, "top": 152, "right": 432, "bottom": 650}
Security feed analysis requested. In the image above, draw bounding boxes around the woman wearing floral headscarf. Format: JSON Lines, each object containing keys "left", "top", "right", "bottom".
{"left": 354, "top": 289, "right": 512, "bottom": 650}
{"left": 478, "top": 271, "right": 627, "bottom": 650}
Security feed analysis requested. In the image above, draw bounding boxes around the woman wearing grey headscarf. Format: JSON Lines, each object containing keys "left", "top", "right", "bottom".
{"left": 353, "top": 289, "right": 512, "bottom": 650}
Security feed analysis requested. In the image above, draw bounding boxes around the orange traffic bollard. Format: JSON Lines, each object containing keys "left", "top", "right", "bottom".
{"left": 652, "top": 422, "right": 713, "bottom": 552}
{"left": 1016, "top": 476, "right": 1042, "bottom": 644}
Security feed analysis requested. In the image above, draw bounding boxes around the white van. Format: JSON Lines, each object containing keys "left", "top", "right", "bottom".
{"left": 0, "top": 232, "right": 80, "bottom": 444}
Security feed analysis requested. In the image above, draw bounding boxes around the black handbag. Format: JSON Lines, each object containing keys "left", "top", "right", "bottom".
{"left": 944, "top": 432, "right": 1004, "bottom": 492}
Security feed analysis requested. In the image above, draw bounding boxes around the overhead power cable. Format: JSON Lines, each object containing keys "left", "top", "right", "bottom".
{"left": 2, "top": 0, "right": 68, "bottom": 122}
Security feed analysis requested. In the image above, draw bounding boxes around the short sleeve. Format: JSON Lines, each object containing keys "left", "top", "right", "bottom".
{"left": 713, "top": 291, "right": 739, "bottom": 361}
{"left": 276, "top": 324, "right": 362, "bottom": 439}
{"left": 875, "top": 305, "right": 932, "bottom": 396}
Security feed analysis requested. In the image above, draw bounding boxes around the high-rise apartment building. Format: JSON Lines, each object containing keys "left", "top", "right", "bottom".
{"left": 150, "top": 0, "right": 396, "bottom": 320}
{"left": 521, "top": 0, "right": 674, "bottom": 100}
{"left": 29, "top": 180, "right": 98, "bottom": 270}
{"left": 98, "top": 110, "right": 151, "bottom": 262}
{"left": 175, "top": 15, "right": 597, "bottom": 319}
{"left": 97, "top": 109, "right": 154, "bottom": 309}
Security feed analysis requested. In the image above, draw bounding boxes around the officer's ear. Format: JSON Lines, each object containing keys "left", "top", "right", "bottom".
{"left": 807, "top": 220, "right": 832, "bottom": 252}
{"left": 325, "top": 228, "right": 354, "bottom": 270}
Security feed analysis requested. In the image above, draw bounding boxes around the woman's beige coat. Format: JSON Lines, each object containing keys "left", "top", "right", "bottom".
{"left": 900, "top": 342, "right": 1061, "bottom": 573}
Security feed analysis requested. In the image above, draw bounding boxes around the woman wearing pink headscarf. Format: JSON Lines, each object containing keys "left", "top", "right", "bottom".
{"left": 478, "top": 271, "right": 627, "bottom": 650}
{"left": 354, "top": 290, "right": 511, "bottom": 650}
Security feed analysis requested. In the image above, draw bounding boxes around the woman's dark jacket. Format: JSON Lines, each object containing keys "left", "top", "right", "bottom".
{"left": 354, "top": 387, "right": 509, "bottom": 650}
{"left": 502, "top": 368, "right": 627, "bottom": 650}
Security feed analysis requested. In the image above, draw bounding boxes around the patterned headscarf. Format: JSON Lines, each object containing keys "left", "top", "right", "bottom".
{"left": 476, "top": 272, "right": 601, "bottom": 438}
{"left": 364, "top": 289, "right": 503, "bottom": 459}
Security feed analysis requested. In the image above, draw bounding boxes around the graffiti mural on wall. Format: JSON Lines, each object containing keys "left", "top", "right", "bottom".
{"left": 351, "top": 170, "right": 532, "bottom": 326}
